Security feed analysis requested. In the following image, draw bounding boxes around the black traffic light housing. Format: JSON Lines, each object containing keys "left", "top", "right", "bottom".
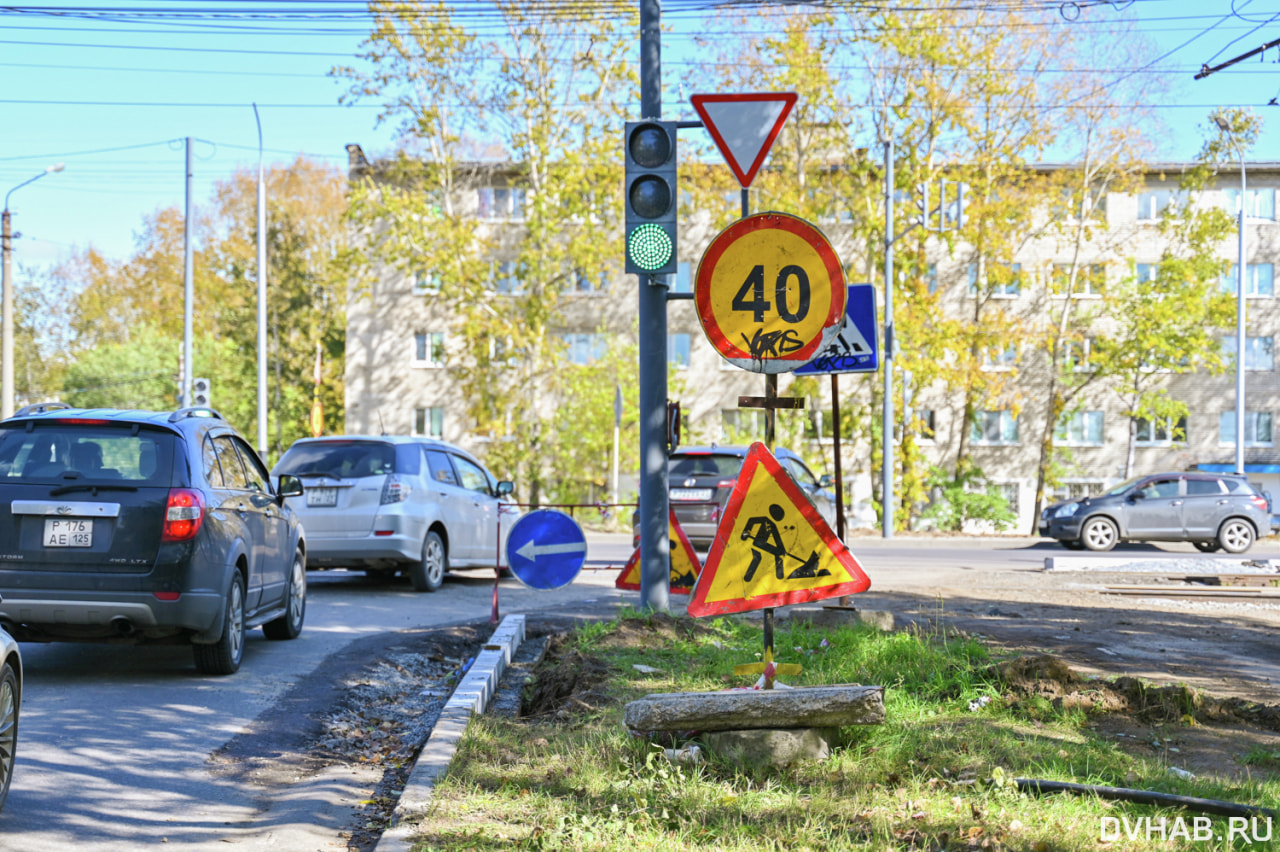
{"left": 625, "top": 120, "right": 678, "bottom": 276}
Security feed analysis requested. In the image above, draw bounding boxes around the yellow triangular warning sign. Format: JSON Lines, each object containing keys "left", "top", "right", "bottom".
{"left": 616, "top": 509, "right": 701, "bottom": 594}
{"left": 687, "top": 443, "right": 870, "bottom": 617}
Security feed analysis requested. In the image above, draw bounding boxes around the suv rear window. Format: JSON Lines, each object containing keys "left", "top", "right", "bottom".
{"left": 274, "top": 440, "right": 421, "bottom": 478}
{"left": 0, "top": 422, "right": 174, "bottom": 484}
{"left": 669, "top": 453, "right": 744, "bottom": 478}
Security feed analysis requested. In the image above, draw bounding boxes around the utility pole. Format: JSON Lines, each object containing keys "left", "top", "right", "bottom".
{"left": 254, "top": 105, "right": 269, "bottom": 458}
{"left": 636, "top": 0, "right": 670, "bottom": 612}
{"left": 881, "top": 139, "right": 895, "bottom": 538}
{"left": 182, "top": 137, "right": 194, "bottom": 409}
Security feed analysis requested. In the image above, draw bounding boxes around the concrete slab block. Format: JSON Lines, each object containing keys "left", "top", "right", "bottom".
{"left": 625, "top": 684, "right": 884, "bottom": 732}
{"left": 703, "top": 727, "right": 837, "bottom": 768}
{"left": 787, "top": 605, "right": 894, "bottom": 631}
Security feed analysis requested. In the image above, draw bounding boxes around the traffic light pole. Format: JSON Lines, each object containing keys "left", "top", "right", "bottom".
{"left": 636, "top": 0, "right": 670, "bottom": 612}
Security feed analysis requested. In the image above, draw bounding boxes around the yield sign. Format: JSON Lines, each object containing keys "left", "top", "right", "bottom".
{"left": 690, "top": 92, "right": 797, "bottom": 188}
{"left": 615, "top": 510, "right": 701, "bottom": 595}
{"left": 687, "top": 443, "right": 871, "bottom": 617}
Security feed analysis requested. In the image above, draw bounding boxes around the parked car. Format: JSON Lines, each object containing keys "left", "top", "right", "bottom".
{"left": 0, "top": 404, "right": 307, "bottom": 675}
{"left": 0, "top": 608, "right": 19, "bottom": 813}
{"left": 633, "top": 445, "right": 838, "bottom": 550}
{"left": 271, "top": 436, "right": 517, "bottom": 591}
{"left": 1038, "top": 471, "right": 1271, "bottom": 553}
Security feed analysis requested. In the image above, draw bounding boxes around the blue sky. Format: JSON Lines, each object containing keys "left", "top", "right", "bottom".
{"left": 2, "top": 1, "right": 1279, "bottom": 273}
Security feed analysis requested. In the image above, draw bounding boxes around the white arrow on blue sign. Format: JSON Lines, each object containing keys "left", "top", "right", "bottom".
{"left": 505, "top": 509, "right": 587, "bottom": 590}
{"left": 792, "top": 283, "right": 879, "bottom": 375}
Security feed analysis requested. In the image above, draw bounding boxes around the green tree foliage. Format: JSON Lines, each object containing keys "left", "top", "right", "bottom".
{"left": 34, "top": 158, "right": 346, "bottom": 463}
{"left": 339, "top": 0, "right": 637, "bottom": 505}
{"left": 921, "top": 464, "right": 1016, "bottom": 532}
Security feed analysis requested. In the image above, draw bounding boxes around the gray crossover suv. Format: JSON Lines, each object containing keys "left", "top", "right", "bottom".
{"left": 0, "top": 404, "right": 307, "bottom": 675}
{"left": 1038, "top": 472, "right": 1271, "bottom": 553}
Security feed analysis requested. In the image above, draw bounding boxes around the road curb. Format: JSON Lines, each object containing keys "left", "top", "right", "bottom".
{"left": 373, "top": 613, "right": 526, "bottom": 852}
{"left": 1044, "top": 556, "right": 1280, "bottom": 573}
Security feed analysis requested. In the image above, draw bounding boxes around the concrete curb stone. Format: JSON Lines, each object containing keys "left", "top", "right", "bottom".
{"left": 373, "top": 613, "right": 526, "bottom": 852}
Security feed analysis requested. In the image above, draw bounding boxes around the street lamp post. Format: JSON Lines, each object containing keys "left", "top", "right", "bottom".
{"left": 2, "top": 163, "right": 65, "bottom": 419}
{"left": 1215, "top": 115, "right": 1247, "bottom": 475}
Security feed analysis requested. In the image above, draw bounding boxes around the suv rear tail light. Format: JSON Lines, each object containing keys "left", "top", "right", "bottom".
{"left": 380, "top": 474, "right": 412, "bottom": 505}
{"left": 716, "top": 479, "right": 735, "bottom": 488}
{"left": 1251, "top": 494, "right": 1268, "bottom": 512}
{"left": 162, "top": 488, "right": 205, "bottom": 542}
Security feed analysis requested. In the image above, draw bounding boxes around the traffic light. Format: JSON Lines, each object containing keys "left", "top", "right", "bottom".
{"left": 625, "top": 120, "right": 678, "bottom": 276}
{"left": 191, "top": 377, "right": 211, "bottom": 407}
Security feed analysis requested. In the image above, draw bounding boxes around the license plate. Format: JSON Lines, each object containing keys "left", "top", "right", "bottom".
{"left": 306, "top": 486, "right": 338, "bottom": 507}
{"left": 44, "top": 518, "right": 93, "bottom": 548}
{"left": 670, "top": 488, "right": 713, "bottom": 502}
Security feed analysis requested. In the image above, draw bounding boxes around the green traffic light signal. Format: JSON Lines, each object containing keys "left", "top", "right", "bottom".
{"left": 624, "top": 120, "right": 677, "bottom": 276}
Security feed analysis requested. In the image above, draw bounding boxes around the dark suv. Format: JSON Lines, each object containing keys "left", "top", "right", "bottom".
{"left": 1039, "top": 472, "right": 1271, "bottom": 553}
{"left": 0, "top": 404, "right": 306, "bottom": 675}
{"left": 640, "top": 446, "right": 837, "bottom": 550}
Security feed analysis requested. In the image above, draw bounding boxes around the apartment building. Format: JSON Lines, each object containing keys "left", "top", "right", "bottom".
{"left": 344, "top": 149, "right": 1280, "bottom": 531}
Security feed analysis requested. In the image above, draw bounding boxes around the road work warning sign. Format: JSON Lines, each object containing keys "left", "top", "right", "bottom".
{"left": 616, "top": 510, "right": 701, "bottom": 595}
{"left": 687, "top": 443, "right": 871, "bottom": 616}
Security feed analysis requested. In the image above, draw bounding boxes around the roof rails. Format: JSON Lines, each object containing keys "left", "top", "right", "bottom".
{"left": 168, "top": 407, "right": 226, "bottom": 423}
{"left": 10, "top": 401, "right": 73, "bottom": 418}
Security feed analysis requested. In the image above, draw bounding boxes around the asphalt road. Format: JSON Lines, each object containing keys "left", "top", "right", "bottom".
{"left": 1, "top": 532, "right": 1276, "bottom": 850}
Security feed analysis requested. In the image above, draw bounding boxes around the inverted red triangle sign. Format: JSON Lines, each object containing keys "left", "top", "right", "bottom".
{"left": 690, "top": 92, "right": 797, "bottom": 188}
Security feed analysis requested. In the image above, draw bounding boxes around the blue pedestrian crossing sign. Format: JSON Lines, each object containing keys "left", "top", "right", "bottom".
{"left": 793, "top": 283, "right": 879, "bottom": 375}
{"left": 506, "top": 509, "right": 587, "bottom": 590}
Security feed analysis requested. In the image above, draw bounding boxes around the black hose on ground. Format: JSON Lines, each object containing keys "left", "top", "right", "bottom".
{"left": 1015, "top": 779, "right": 1278, "bottom": 820}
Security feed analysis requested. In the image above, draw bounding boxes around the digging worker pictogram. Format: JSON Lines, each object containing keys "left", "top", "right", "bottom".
{"left": 741, "top": 502, "right": 830, "bottom": 583}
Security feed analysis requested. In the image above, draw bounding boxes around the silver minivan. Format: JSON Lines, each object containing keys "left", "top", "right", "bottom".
{"left": 272, "top": 436, "right": 517, "bottom": 591}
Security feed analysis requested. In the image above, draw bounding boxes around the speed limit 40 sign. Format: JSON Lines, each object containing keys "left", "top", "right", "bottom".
{"left": 694, "top": 212, "right": 846, "bottom": 373}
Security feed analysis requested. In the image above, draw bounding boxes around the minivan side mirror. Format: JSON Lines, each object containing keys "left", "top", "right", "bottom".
{"left": 277, "top": 474, "right": 304, "bottom": 503}
{"left": 817, "top": 474, "right": 835, "bottom": 489}
{"left": 495, "top": 480, "right": 514, "bottom": 496}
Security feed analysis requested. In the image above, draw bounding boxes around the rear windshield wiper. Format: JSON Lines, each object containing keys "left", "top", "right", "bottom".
{"left": 50, "top": 483, "right": 140, "bottom": 496}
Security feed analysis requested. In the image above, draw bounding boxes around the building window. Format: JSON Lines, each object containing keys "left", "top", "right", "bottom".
{"left": 1055, "top": 410, "right": 1104, "bottom": 446}
{"left": 911, "top": 408, "right": 936, "bottom": 442}
{"left": 1223, "top": 187, "right": 1276, "bottom": 221}
{"left": 1062, "top": 337, "right": 1095, "bottom": 372}
{"left": 981, "top": 344, "right": 1018, "bottom": 371}
{"left": 925, "top": 263, "right": 938, "bottom": 294}
{"left": 967, "top": 262, "right": 1020, "bottom": 297}
{"left": 1135, "top": 262, "right": 1158, "bottom": 285}
{"left": 971, "top": 410, "right": 1018, "bottom": 445}
{"left": 1220, "top": 411, "right": 1274, "bottom": 447}
{"left": 477, "top": 186, "right": 526, "bottom": 220}
{"left": 1051, "top": 480, "right": 1105, "bottom": 502}
{"left": 668, "top": 333, "right": 691, "bottom": 370}
{"left": 1137, "top": 189, "right": 1179, "bottom": 221}
{"left": 414, "top": 406, "right": 444, "bottom": 438}
{"left": 1221, "top": 263, "right": 1275, "bottom": 297}
{"left": 574, "top": 268, "right": 608, "bottom": 294}
{"left": 412, "top": 270, "right": 439, "bottom": 295}
{"left": 1050, "top": 263, "right": 1104, "bottom": 297}
{"left": 561, "top": 333, "right": 608, "bottom": 365}
{"left": 722, "top": 409, "right": 763, "bottom": 441}
{"left": 992, "top": 482, "right": 1018, "bottom": 516}
{"left": 1221, "top": 335, "right": 1275, "bottom": 371}
{"left": 1135, "top": 415, "right": 1186, "bottom": 446}
{"left": 673, "top": 261, "right": 693, "bottom": 294}
{"left": 492, "top": 260, "right": 519, "bottom": 294}
{"left": 803, "top": 409, "right": 856, "bottom": 442}
{"left": 413, "top": 332, "right": 445, "bottom": 367}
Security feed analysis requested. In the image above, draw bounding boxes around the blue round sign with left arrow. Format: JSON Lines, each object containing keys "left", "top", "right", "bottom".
{"left": 505, "top": 509, "right": 587, "bottom": 590}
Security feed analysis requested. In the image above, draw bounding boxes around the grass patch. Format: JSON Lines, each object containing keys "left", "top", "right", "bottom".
{"left": 414, "top": 610, "right": 1278, "bottom": 851}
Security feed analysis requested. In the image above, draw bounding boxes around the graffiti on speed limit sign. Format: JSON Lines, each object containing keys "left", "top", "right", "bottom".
{"left": 694, "top": 212, "right": 846, "bottom": 373}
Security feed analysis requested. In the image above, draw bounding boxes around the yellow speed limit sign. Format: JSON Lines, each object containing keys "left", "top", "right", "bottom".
{"left": 695, "top": 212, "right": 846, "bottom": 373}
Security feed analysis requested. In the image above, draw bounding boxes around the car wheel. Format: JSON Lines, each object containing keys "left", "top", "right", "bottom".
{"left": 1061, "top": 539, "right": 1085, "bottom": 550}
{"left": 411, "top": 530, "right": 446, "bottom": 592}
{"left": 1080, "top": 517, "right": 1118, "bottom": 552}
{"left": 1217, "top": 519, "right": 1255, "bottom": 554}
{"left": 194, "top": 573, "right": 246, "bottom": 675}
{"left": 1192, "top": 540, "right": 1221, "bottom": 554}
{"left": 264, "top": 549, "right": 306, "bottom": 641}
{"left": 0, "top": 661, "right": 17, "bottom": 813}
